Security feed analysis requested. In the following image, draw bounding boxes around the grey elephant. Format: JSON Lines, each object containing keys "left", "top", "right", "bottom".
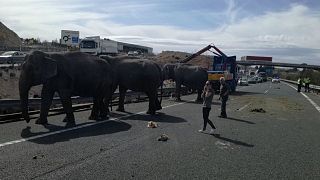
{"left": 100, "top": 56, "right": 162, "bottom": 115}
{"left": 163, "top": 63, "right": 208, "bottom": 102}
{"left": 19, "top": 51, "right": 113, "bottom": 127}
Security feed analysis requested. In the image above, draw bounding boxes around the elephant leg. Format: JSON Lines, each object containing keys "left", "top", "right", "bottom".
{"left": 146, "top": 91, "right": 156, "bottom": 115}
{"left": 36, "top": 85, "right": 54, "bottom": 125}
{"left": 155, "top": 93, "right": 162, "bottom": 110}
{"left": 116, "top": 86, "right": 126, "bottom": 112}
{"left": 175, "top": 82, "right": 182, "bottom": 101}
{"left": 100, "top": 87, "right": 113, "bottom": 119}
{"left": 89, "top": 97, "right": 100, "bottom": 120}
{"left": 98, "top": 98, "right": 108, "bottom": 120}
{"left": 196, "top": 89, "right": 203, "bottom": 102}
{"left": 59, "top": 90, "right": 75, "bottom": 127}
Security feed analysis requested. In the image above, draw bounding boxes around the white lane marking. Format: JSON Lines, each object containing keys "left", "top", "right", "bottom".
{"left": 237, "top": 103, "right": 251, "bottom": 111}
{"left": 284, "top": 82, "right": 320, "bottom": 113}
{"left": 264, "top": 84, "right": 272, "bottom": 94}
{"left": 0, "top": 101, "right": 187, "bottom": 148}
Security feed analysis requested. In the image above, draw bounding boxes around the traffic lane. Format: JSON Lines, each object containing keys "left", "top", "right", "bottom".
{"left": 1, "top": 89, "right": 320, "bottom": 179}
{"left": 224, "top": 82, "right": 320, "bottom": 178}
{"left": 0, "top": 96, "right": 195, "bottom": 179}
{"left": 280, "top": 82, "right": 320, "bottom": 114}
{"left": 23, "top": 95, "right": 257, "bottom": 180}
{"left": 32, "top": 89, "right": 320, "bottom": 179}
{"left": 306, "top": 92, "right": 320, "bottom": 111}
{"left": 0, "top": 96, "right": 184, "bottom": 144}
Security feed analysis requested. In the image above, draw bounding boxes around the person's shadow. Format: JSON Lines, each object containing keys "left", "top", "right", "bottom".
{"left": 202, "top": 132, "right": 254, "bottom": 148}
{"left": 20, "top": 120, "right": 131, "bottom": 145}
{"left": 225, "top": 117, "right": 255, "bottom": 124}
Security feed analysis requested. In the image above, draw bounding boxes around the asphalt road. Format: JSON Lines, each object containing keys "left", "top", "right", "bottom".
{"left": 0, "top": 81, "right": 320, "bottom": 179}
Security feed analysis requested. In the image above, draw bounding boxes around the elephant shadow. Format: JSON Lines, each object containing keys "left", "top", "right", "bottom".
{"left": 20, "top": 120, "right": 131, "bottom": 145}
{"left": 121, "top": 112, "right": 187, "bottom": 123}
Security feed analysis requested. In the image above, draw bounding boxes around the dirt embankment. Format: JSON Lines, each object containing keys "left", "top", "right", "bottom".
{"left": 0, "top": 66, "right": 41, "bottom": 99}
{"left": 152, "top": 51, "right": 213, "bottom": 69}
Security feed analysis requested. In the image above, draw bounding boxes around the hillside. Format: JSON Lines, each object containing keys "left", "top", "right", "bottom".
{"left": 153, "top": 51, "right": 213, "bottom": 69}
{"left": 0, "top": 22, "right": 21, "bottom": 47}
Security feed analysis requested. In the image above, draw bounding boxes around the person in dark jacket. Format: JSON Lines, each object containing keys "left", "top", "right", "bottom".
{"left": 198, "top": 81, "right": 216, "bottom": 134}
{"left": 219, "top": 77, "right": 229, "bottom": 118}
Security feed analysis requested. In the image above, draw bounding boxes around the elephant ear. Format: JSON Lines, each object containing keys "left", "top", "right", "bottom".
{"left": 42, "top": 56, "right": 57, "bottom": 81}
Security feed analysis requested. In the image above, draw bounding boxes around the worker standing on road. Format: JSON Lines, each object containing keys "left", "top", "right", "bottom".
{"left": 219, "top": 77, "right": 229, "bottom": 118}
{"left": 297, "top": 77, "right": 302, "bottom": 92}
{"left": 304, "top": 77, "right": 311, "bottom": 92}
{"left": 199, "top": 81, "right": 216, "bottom": 134}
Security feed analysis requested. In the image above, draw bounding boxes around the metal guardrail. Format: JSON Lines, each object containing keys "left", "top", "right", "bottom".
{"left": 280, "top": 79, "right": 320, "bottom": 91}
{"left": 0, "top": 86, "right": 188, "bottom": 122}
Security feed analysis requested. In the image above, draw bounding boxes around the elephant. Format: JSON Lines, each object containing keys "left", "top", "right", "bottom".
{"left": 100, "top": 55, "right": 162, "bottom": 115}
{"left": 163, "top": 63, "right": 208, "bottom": 102}
{"left": 19, "top": 51, "right": 114, "bottom": 127}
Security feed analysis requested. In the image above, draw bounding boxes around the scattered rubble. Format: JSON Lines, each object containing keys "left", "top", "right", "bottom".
{"left": 157, "top": 134, "right": 169, "bottom": 141}
{"left": 147, "top": 121, "right": 158, "bottom": 128}
{"left": 32, "top": 154, "right": 45, "bottom": 159}
{"left": 250, "top": 108, "right": 266, "bottom": 113}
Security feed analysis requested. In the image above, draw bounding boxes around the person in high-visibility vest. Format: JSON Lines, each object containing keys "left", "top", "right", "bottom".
{"left": 304, "top": 77, "right": 311, "bottom": 92}
{"left": 297, "top": 77, "right": 302, "bottom": 92}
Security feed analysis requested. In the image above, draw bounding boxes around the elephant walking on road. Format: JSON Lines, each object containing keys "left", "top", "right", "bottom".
{"left": 101, "top": 56, "right": 162, "bottom": 115}
{"left": 19, "top": 51, "right": 114, "bottom": 127}
{"left": 163, "top": 63, "right": 208, "bottom": 102}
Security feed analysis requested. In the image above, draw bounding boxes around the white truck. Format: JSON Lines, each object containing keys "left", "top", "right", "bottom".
{"left": 80, "top": 36, "right": 118, "bottom": 55}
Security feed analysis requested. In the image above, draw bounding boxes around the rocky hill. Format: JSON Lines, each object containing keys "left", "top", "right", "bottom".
{"left": 0, "top": 22, "right": 21, "bottom": 47}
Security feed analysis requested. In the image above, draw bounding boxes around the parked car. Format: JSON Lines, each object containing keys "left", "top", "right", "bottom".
{"left": 272, "top": 77, "right": 280, "bottom": 83}
{"left": 256, "top": 76, "right": 263, "bottom": 83}
{"left": 128, "top": 50, "right": 143, "bottom": 56}
{"left": 238, "top": 78, "right": 249, "bottom": 86}
{"left": 0, "top": 51, "right": 26, "bottom": 64}
{"left": 248, "top": 77, "right": 257, "bottom": 84}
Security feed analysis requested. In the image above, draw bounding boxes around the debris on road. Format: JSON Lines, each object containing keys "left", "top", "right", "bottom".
{"left": 250, "top": 108, "right": 266, "bottom": 113}
{"left": 157, "top": 134, "right": 169, "bottom": 141}
{"left": 32, "top": 155, "right": 45, "bottom": 159}
{"left": 147, "top": 121, "right": 158, "bottom": 128}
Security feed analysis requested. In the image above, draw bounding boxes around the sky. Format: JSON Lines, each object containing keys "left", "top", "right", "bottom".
{"left": 1, "top": 0, "right": 320, "bottom": 65}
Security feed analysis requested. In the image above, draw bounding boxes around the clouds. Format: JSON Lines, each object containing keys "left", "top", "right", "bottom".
{"left": 0, "top": 0, "right": 319, "bottom": 64}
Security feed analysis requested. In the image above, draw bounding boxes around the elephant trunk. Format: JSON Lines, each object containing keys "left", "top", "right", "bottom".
{"left": 19, "top": 73, "right": 31, "bottom": 123}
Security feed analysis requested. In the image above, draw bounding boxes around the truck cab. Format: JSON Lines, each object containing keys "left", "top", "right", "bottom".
{"left": 209, "top": 56, "right": 237, "bottom": 92}
{"left": 80, "top": 36, "right": 118, "bottom": 55}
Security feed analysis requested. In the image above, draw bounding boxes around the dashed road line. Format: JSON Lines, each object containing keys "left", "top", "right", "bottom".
{"left": 284, "top": 82, "right": 320, "bottom": 113}
{"left": 237, "top": 103, "right": 251, "bottom": 111}
{"left": 0, "top": 101, "right": 187, "bottom": 148}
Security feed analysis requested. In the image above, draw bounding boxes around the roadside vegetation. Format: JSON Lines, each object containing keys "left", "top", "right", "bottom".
{"left": 277, "top": 68, "right": 320, "bottom": 85}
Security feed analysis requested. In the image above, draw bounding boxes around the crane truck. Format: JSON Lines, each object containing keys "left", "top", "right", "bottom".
{"left": 180, "top": 44, "right": 237, "bottom": 92}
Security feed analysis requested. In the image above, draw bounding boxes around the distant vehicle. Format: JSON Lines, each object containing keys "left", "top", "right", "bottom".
{"left": 248, "top": 76, "right": 257, "bottom": 84}
{"left": 128, "top": 50, "right": 142, "bottom": 56}
{"left": 272, "top": 77, "right": 280, "bottom": 83}
{"left": 80, "top": 36, "right": 118, "bottom": 55}
{"left": 238, "top": 77, "right": 249, "bottom": 86}
{"left": 0, "top": 51, "right": 26, "bottom": 64}
{"left": 258, "top": 72, "right": 267, "bottom": 82}
{"left": 255, "top": 76, "right": 263, "bottom": 83}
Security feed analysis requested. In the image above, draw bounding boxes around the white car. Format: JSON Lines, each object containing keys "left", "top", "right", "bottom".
{"left": 0, "top": 51, "right": 26, "bottom": 64}
{"left": 272, "top": 78, "right": 280, "bottom": 83}
{"left": 238, "top": 78, "right": 249, "bottom": 86}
